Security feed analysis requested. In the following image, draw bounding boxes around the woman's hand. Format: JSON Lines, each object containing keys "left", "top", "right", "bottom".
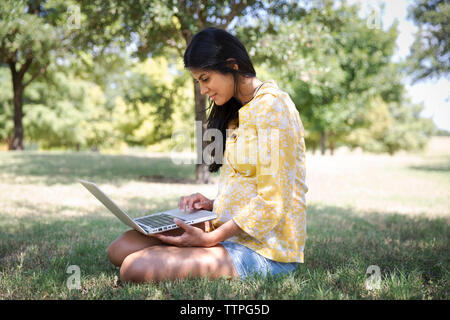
{"left": 152, "top": 218, "right": 244, "bottom": 248}
{"left": 151, "top": 218, "right": 215, "bottom": 247}
{"left": 178, "top": 193, "right": 213, "bottom": 213}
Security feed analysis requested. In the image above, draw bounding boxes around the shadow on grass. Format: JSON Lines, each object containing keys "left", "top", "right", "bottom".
{"left": 0, "top": 151, "right": 200, "bottom": 185}
{"left": 408, "top": 156, "right": 450, "bottom": 173}
{"left": 1, "top": 199, "right": 448, "bottom": 299}
{"left": 306, "top": 205, "right": 449, "bottom": 281}
{"left": 409, "top": 164, "right": 450, "bottom": 173}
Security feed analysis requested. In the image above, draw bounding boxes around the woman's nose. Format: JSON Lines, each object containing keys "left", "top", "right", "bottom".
{"left": 200, "top": 85, "right": 208, "bottom": 95}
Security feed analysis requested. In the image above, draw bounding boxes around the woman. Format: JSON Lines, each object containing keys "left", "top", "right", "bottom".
{"left": 107, "top": 27, "right": 308, "bottom": 283}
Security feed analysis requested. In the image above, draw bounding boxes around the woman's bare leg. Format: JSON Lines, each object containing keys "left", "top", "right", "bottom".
{"left": 119, "top": 244, "right": 239, "bottom": 283}
{"left": 107, "top": 222, "right": 210, "bottom": 267}
{"left": 107, "top": 229, "right": 164, "bottom": 267}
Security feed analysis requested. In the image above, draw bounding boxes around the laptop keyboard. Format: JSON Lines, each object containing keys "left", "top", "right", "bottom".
{"left": 135, "top": 213, "right": 184, "bottom": 229}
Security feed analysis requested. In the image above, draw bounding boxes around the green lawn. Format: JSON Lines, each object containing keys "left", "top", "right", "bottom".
{"left": 0, "top": 138, "right": 449, "bottom": 299}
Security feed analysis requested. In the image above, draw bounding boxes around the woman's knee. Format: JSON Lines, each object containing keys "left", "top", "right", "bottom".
{"left": 119, "top": 251, "right": 159, "bottom": 283}
{"left": 119, "top": 254, "right": 139, "bottom": 283}
{"left": 107, "top": 240, "right": 124, "bottom": 267}
{"left": 107, "top": 230, "right": 140, "bottom": 267}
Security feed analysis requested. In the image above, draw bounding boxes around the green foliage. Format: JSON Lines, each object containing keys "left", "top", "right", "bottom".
{"left": 0, "top": 54, "right": 195, "bottom": 150}
{"left": 407, "top": 0, "right": 450, "bottom": 82}
{"left": 0, "top": 0, "right": 66, "bottom": 75}
{"left": 0, "top": 0, "right": 437, "bottom": 155}
{"left": 381, "top": 101, "right": 436, "bottom": 155}
{"left": 111, "top": 55, "right": 195, "bottom": 148}
{"left": 345, "top": 97, "right": 436, "bottom": 155}
{"left": 345, "top": 96, "right": 393, "bottom": 151}
{"left": 108, "top": 0, "right": 305, "bottom": 56}
{"left": 435, "top": 128, "right": 450, "bottom": 136}
{"left": 238, "top": 0, "right": 409, "bottom": 154}
{"left": 0, "top": 0, "right": 87, "bottom": 87}
{"left": 22, "top": 71, "right": 113, "bottom": 149}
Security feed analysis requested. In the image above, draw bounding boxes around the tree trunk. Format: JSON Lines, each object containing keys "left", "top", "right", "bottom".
{"left": 6, "top": 135, "right": 14, "bottom": 150}
{"left": 11, "top": 75, "right": 25, "bottom": 151}
{"left": 194, "top": 79, "right": 213, "bottom": 184}
{"left": 179, "top": 28, "right": 213, "bottom": 184}
{"left": 8, "top": 58, "right": 33, "bottom": 151}
{"left": 329, "top": 139, "right": 335, "bottom": 156}
{"left": 320, "top": 131, "right": 327, "bottom": 155}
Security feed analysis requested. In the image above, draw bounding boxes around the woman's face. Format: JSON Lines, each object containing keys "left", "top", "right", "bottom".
{"left": 190, "top": 69, "right": 235, "bottom": 106}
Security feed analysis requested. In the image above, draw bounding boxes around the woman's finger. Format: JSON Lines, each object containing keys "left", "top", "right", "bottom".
{"left": 194, "top": 201, "right": 208, "bottom": 209}
{"left": 181, "top": 196, "right": 190, "bottom": 212}
{"left": 174, "top": 218, "right": 191, "bottom": 231}
{"left": 178, "top": 196, "right": 185, "bottom": 211}
{"left": 187, "top": 197, "right": 198, "bottom": 212}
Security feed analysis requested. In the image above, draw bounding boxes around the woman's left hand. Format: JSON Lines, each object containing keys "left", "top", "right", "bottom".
{"left": 151, "top": 218, "right": 215, "bottom": 247}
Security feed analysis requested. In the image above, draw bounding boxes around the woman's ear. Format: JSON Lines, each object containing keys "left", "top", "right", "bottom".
{"left": 226, "top": 58, "right": 239, "bottom": 70}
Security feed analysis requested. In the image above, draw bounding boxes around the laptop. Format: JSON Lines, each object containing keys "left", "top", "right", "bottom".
{"left": 79, "top": 180, "right": 217, "bottom": 235}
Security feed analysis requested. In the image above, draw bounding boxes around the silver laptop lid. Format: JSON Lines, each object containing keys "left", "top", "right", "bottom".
{"left": 79, "top": 180, "right": 145, "bottom": 232}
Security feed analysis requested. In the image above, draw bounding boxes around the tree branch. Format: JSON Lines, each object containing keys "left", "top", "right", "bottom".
{"left": 23, "top": 62, "right": 49, "bottom": 88}
{"left": 7, "top": 59, "right": 17, "bottom": 77}
{"left": 197, "top": 1, "right": 207, "bottom": 29}
{"left": 18, "top": 56, "right": 33, "bottom": 80}
{"left": 221, "top": 0, "right": 249, "bottom": 29}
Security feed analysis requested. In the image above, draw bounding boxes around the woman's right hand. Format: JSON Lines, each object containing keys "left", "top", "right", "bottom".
{"left": 178, "top": 193, "right": 213, "bottom": 213}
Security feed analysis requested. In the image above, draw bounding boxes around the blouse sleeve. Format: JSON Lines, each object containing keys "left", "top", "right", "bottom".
{"left": 232, "top": 93, "right": 300, "bottom": 241}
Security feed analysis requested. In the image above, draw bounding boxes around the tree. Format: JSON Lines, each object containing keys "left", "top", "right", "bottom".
{"left": 407, "top": 0, "right": 450, "bottom": 82}
{"left": 0, "top": 0, "right": 76, "bottom": 149}
{"left": 238, "top": 0, "right": 402, "bottom": 155}
{"left": 86, "top": 0, "right": 309, "bottom": 183}
{"left": 111, "top": 55, "right": 194, "bottom": 148}
{"left": 379, "top": 101, "right": 436, "bottom": 155}
{"left": 344, "top": 96, "right": 436, "bottom": 155}
{"left": 22, "top": 71, "right": 113, "bottom": 150}
{"left": 0, "top": 0, "right": 126, "bottom": 150}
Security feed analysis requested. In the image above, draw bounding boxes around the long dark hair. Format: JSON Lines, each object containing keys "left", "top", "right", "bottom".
{"left": 184, "top": 27, "right": 257, "bottom": 173}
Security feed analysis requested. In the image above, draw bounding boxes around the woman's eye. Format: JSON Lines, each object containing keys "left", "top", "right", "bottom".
{"left": 201, "top": 78, "right": 209, "bottom": 82}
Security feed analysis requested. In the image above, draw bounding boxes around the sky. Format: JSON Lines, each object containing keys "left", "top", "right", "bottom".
{"left": 351, "top": 0, "right": 450, "bottom": 131}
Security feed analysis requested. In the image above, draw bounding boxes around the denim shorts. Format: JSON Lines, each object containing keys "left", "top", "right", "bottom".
{"left": 220, "top": 241, "right": 299, "bottom": 280}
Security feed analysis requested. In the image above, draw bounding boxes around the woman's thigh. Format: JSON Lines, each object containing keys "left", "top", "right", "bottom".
{"left": 107, "top": 222, "right": 209, "bottom": 267}
{"left": 107, "top": 229, "right": 163, "bottom": 266}
{"left": 119, "top": 244, "right": 239, "bottom": 283}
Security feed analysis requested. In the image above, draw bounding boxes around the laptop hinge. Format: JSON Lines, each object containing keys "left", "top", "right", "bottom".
{"left": 137, "top": 223, "right": 150, "bottom": 232}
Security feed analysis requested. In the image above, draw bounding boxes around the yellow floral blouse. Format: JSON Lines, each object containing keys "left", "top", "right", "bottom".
{"left": 212, "top": 80, "right": 308, "bottom": 263}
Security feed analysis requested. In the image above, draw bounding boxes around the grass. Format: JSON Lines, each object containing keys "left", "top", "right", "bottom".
{"left": 0, "top": 138, "right": 449, "bottom": 299}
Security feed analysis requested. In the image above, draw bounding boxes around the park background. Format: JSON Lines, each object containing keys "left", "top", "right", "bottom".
{"left": 0, "top": 0, "right": 448, "bottom": 299}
